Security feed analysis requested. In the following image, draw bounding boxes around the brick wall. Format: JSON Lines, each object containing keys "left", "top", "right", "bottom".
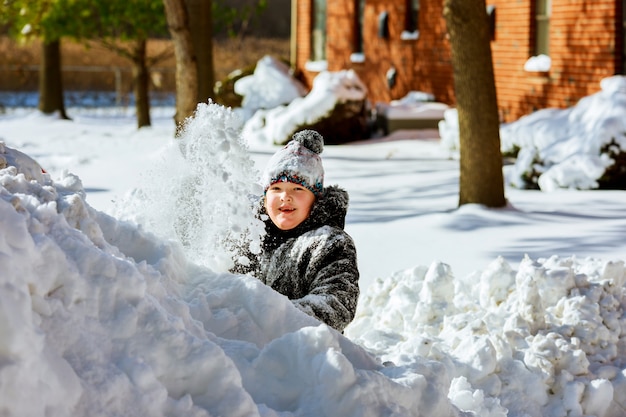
{"left": 294, "top": 0, "right": 623, "bottom": 123}
{"left": 296, "top": 0, "right": 455, "bottom": 104}
{"left": 491, "top": 0, "right": 620, "bottom": 121}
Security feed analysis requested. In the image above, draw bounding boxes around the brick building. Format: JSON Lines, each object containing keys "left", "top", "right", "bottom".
{"left": 290, "top": 0, "right": 625, "bottom": 122}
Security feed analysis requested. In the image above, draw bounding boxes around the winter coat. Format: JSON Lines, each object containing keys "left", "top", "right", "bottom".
{"left": 233, "top": 185, "right": 360, "bottom": 332}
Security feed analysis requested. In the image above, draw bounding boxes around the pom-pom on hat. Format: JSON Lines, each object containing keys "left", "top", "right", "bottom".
{"left": 261, "top": 130, "right": 325, "bottom": 196}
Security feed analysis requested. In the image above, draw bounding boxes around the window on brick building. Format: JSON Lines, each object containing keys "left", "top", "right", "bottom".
{"left": 312, "top": 0, "right": 327, "bottom": 61}
{"left": 401, "top": 0, "right": 419, "bottom": 40}
{"left": 354, "top": 0, "right": 365, "bottom": 54}
{"left": 535, "top": 0, "right": 551, "bottom": 55}
{"left": 405, "top": 0, "right": 419, "bottom": 33}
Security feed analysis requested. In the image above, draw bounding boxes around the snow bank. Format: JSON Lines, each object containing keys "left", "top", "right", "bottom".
{"left": 2, "top": 102, "right": 626, "bottom": 417}
{"left": 0, "top": 105, "right": 464, "bottom": 417}
{"left": 0, "top": 143, "right": 467, "bottom": 416}
{"left": 500, "top": 76, "right": 626, "bottom": 191}
{"left": 438, "top": 75, "right": 626, "bottom": 191}
{"left": 241, "top": 69, "right": 367, "bottom": 146}
{"left": 234, "top": 55, "right": 307, "bottom": 121}
{"left": 347, "top": 252, "right": 626, "bottom": 417}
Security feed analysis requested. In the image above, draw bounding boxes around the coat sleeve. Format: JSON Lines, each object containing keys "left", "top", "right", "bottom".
{"left": 291, "top": 230, "right": 360, "bottom": 332}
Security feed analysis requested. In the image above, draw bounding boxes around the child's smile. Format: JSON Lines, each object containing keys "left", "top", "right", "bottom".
{"left": 265, "top": 182, "right": 316, "bottom": 230}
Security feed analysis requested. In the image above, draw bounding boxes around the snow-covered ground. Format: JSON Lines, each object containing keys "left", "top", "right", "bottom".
{"left": 1, "top": 71, "right": 625, "bottom": 416}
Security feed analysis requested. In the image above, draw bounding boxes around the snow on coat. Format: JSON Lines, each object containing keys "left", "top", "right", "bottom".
{"left": 233, "top": 185, "right": 360, "bottom": 332}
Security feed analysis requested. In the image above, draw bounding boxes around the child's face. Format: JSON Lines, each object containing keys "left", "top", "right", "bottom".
{"left": 265, "top": 181, "right": 316, "bottom": 230}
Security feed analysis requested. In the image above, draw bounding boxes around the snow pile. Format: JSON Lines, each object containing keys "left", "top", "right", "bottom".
{"left": 234, "top": 55, "right": 307, "bottom": 122}
{"left": 347, "top": 255, "right": 626, "bottom": 417}
{"left": 0, "top": 105, "right": 470, "bottom": 417}
{"left": 438, "top": 75, "right": 626, "bottom": 191}
{"left": 241, "top": 69, "right": 367, "bottom": 146}
{"left": 3, "top": 99, "right": 626, "bottom": 417}
{"left": 0, "top": 142, "right": 469, "bottom": 416}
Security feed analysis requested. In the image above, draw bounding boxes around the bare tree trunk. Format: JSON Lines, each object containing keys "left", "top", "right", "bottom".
{"left": 163, "top": 0, "right": 198, "bottom": 134}
{"left": 131, "top": 39, "right": 151, "bottom": 128}
{"left": 38, "top": 39, "right": 69, "bottom": 119}
{"left": 443, "top": 0, "right": 505, "bottom": 207}
{"left": 186, "top": 0, "right": 214, "bottom": 103}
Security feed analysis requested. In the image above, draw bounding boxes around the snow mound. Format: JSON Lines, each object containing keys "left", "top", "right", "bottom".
{"left": 0, "top": 123, "right": 462, "bottom": 417}
{"left": 346, "top": 256, "right": 626, "bottom": 417}
{"left": 234, "top": 55, "right": 307, "bottom": 121}
{"left": 2, "top": 102, "right": 625, "bottom": 417}
{"left": 438, "top": 75, "right": 626, "bottom": 191}
{"left": 242, "top": 69, "right": 367, "bottom": 147}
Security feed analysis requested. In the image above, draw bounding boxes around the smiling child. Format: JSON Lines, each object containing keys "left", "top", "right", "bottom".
{"left": 232, "top": 130, "right": 360, "bottom": 332}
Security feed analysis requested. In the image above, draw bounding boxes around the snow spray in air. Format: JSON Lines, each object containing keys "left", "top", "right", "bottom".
{"left": 116, "top": 102, "right": 265, "bottom": 272}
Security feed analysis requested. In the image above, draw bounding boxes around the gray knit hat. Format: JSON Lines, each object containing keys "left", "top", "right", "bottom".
{"left": 261, "top": 130, "right": 325, "bottom": 196}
